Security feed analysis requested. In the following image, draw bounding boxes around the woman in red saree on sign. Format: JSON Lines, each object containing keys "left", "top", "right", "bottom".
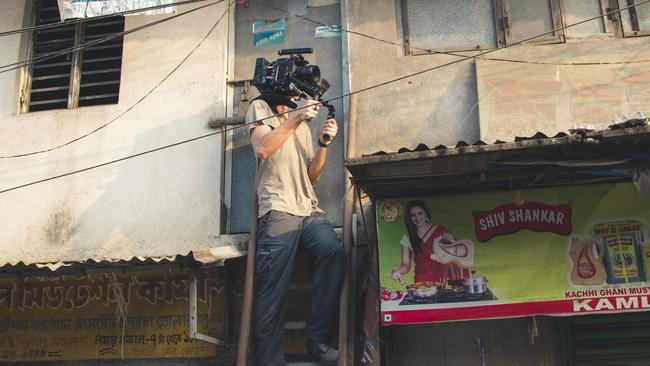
{"left": 390, "top": 200, "right": 468, "bottom": 285}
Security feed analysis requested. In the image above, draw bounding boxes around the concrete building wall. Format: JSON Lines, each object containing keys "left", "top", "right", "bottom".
{"left": 476, "top": 38, "right": 650, "bottom": 142}
{"left": 343, "top": 0, "right": 650, "bottom": 154}
{"left": 342, "top": 0, "right": 481, "bottom": 155}
{"left": 0, "top": 1, "right": 232, "bottom": 263}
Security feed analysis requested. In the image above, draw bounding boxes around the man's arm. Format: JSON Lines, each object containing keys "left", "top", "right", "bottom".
{"left": 251, "top": 100, "right": 319, "bottom": 160}
{"left": 308, "top": 117, "right": 338, "bottom": 183}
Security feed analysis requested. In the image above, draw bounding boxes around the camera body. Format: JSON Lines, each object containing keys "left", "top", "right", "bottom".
{"left": 252, "top": 48, "right": 330, "bottom": 100}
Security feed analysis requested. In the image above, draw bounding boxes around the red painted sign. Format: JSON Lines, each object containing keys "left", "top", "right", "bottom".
{"left": 472, "top": 202, "right": 572, "bottom": 242}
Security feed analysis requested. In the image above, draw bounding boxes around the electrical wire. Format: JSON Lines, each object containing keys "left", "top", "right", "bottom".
{"left": 4, "top": 0, "right": 648, "bottom": 158}
{"left": 1, "top": 0, "right": 649, "bottom": 194}
{"left": 1, "top": 0, "right": 232, "bottom": 159}
{"left": 254, "top": 0, "right": 465, "bottom": 57}
{"left": 255, "top": 0, "right": 650, "bottom": 67}
{"left": 0, "top": 0, "right": 211, "bottom": 37}
{"left": 483, "top": 56, "right": 650, "bottom": 66}
{"left": 0, "top": 0, "right": 225, "bottom": 74}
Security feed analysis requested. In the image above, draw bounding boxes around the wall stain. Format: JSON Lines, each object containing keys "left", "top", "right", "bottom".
{"left": 44, "top": 205, "right": 73, "bottom": 245}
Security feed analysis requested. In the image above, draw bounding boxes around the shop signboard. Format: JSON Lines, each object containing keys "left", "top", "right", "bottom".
{"left": 377, "top": 182, "right": 650, "bottom": 325}
{"left": 0, "top": 269, "right": 227, "bottom": 361}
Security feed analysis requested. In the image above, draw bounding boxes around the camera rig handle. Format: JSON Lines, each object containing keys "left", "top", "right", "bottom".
{"left": 290, "top": 83, "right": 336, "bottom": 142}
{"left": 320, "top": 101, "right": 336, "bottom": 142}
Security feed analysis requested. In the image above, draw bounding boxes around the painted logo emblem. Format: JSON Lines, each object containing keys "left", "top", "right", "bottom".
{"left": 381, "top": 201, "right": 402, "bottom": 222}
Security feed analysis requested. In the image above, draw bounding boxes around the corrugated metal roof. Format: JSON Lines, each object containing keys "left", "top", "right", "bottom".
{"left": 346, "top": 116, "right": 650, "bottom": 198}
{"left": 0, "top": 246, "right": 245, "bottom": 276}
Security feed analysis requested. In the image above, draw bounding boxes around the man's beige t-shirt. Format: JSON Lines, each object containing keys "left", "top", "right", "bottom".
{"left": 247, "top": 99, "right": 319, "bottom": 218}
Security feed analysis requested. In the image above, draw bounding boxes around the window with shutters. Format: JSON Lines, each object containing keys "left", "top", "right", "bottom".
{"left": 561, "top": 1, "right": 613, "bottom": 38}
{"left": 23, "top": 0, "right": 124, "bottom": 112}
{"left": 399, "top": 0, "right": 650, "bottom": 56}
{"left": 399, "top": 0, "right": 564, "bottom": 55}
{"left": 618, "top": 0, "right": 650, "bottom": 37}
{"left": 400, "top": 0, "right": 500, "bottom": 53}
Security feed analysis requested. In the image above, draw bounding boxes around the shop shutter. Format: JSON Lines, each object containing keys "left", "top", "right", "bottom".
{"left": 562, "top": 312, "right": 650, "bottom": 365}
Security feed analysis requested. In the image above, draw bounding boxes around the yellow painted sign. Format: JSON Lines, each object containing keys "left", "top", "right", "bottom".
{"left": 0, "top": 268, "right": 226, "bottom": 361}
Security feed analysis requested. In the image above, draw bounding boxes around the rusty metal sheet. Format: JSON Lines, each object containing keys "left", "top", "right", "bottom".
{"left": 0, "top": 247, "right": 245, "bottom": 276}
{"left": 345, "top": 123, "right": 650, "bottom": 198}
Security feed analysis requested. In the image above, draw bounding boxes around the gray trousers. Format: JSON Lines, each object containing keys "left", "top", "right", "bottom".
{"left": 253, "top": 210, "right": 346, "bottom": 366}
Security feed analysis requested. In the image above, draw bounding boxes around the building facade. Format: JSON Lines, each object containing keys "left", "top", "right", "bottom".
{"left": 2, "top": 0, "right": 650, "bottom": 365}
{"left": 0, "top": 1, "right": 240, "bottom": 365}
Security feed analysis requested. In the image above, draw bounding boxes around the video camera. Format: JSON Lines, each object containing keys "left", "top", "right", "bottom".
{"left": 252, "top": 48, "right": 335, "bottom": 140}
{"left": 253, "top": 48, "right": 329, "bottom": 100}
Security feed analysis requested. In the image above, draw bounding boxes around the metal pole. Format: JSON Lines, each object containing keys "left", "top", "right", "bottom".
{"left": 237, "top": 191, "right": 258, "bottom": 365}
{"left": 339, "top": 93, "right": 358, "bottom": 366}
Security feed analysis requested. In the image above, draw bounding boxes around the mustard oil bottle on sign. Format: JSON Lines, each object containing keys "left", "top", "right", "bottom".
{"left": 591, "top": 220, "right": 646, "bottom": 284}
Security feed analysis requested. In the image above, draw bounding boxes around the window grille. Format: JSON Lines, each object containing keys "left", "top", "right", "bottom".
{"left": 619, "top": 0, "right": 650, "bottom": 37}
{"left": 26, "top": 0, "right": 124, "bottom": 112}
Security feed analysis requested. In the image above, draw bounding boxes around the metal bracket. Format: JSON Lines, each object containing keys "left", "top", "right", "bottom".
{"left": 241, "top": 80, "right": 251, "bottom": 102}
{"left": 189, "top": 275, "right": 224, "bottom": 345}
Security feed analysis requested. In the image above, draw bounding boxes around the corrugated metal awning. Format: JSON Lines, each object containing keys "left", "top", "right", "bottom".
{"left": 0, "top": 245, "right": 245, "bottom": 277}
{"left": 346, "top": 118, "right": 650, "bottom": 198}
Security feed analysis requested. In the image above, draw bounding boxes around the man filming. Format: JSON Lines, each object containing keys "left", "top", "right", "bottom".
{"left": 247, "top": 49, "right": 346, "bottom": 366}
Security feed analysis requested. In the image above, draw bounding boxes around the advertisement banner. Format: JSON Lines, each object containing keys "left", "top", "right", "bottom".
{"left": 377, "top": 183, "right": 650, "bottom": 325}
{"left": 0, "top": 269, "right": 226, "bottom": 361}
{"left": 253, "top": 19, "right": 286, "bottom": 48}
{"left": 57, "top": 0, "right": 175, "bottom": 20}
{"left": 314, "top": 25, "right": 341, "bottom": 39}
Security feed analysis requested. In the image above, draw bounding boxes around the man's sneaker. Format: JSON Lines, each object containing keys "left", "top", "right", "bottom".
{"left": 307, "top": 342, "right": 338, "bottom": 365}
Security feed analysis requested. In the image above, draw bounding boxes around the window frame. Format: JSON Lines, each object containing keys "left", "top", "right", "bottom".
{"left": 401, "top": 0, "right": 504, "bottom": 55}
{"left": 558, "top": 0, "right": 621, "bottom": 40}
{"left": 400, "top": 0, "right": 565, "bottom": 56}
{"left": 21, "top": 0, "right": 125, "bottom": 113}
{"left": 499, "top": 0, "right": 565, "bottom": 46}
{"left": 618, "top": 0, "right": 650, "bottom": 37}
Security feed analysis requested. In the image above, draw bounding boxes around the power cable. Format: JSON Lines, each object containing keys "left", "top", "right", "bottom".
{"left": 1, "top": 0, "right": 648, "bottom": 194}
{"left": 482, "top": 56, "right": 650, "bottom": 66}
{"left": 0, "top": 0, "right": 225, "bottom": 74}
{"left": 1, "top": 0, "right": 232, "bottom": 159}
{"left": 339, "top": 0, "right": 650, "bottom": 99}
{"left": 0, "top": 0, "right": 210, "bottom": 37}
{"left": 4, "top": 0, "right": 649, "bottom": 158}
{"left": 254, "top": 0, "right": 468, "bottom": 58}
{"left": 255, "top": 0, "right": 650, "bottom": 67}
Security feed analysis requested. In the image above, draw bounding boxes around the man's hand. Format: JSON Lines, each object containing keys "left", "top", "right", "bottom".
{"left": 288, "top": 99, "right": 320, "bottom": 123}
{"left": 319, "top": 117, "right": 338, "bottom": 145}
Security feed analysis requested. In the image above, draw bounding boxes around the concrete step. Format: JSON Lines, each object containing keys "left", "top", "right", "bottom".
{"left": 284, "top": 320, "right": 307, "bottom": 330}
{"left": 288, "top": 282, "right": 313, "bottom": 290}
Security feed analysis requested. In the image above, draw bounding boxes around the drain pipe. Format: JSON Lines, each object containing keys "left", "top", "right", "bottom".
{"left": 339, "top": 93, "right": 358, "bottom": 366}
{"left": 237, "top": 192, "right": 258, "bottom": 366}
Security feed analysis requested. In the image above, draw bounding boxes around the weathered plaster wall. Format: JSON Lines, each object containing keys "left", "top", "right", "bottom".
{"left": 344, "top": 0, "right": 650, "bottom": 154}
{"left": 0, "top": 1, "right": 231, "bottom": 263}
{"left": 343, "top": 0, "right": 481, "bottom": 156}
{"left": 477, "top": 38, "right": 650, "bottom": 142}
